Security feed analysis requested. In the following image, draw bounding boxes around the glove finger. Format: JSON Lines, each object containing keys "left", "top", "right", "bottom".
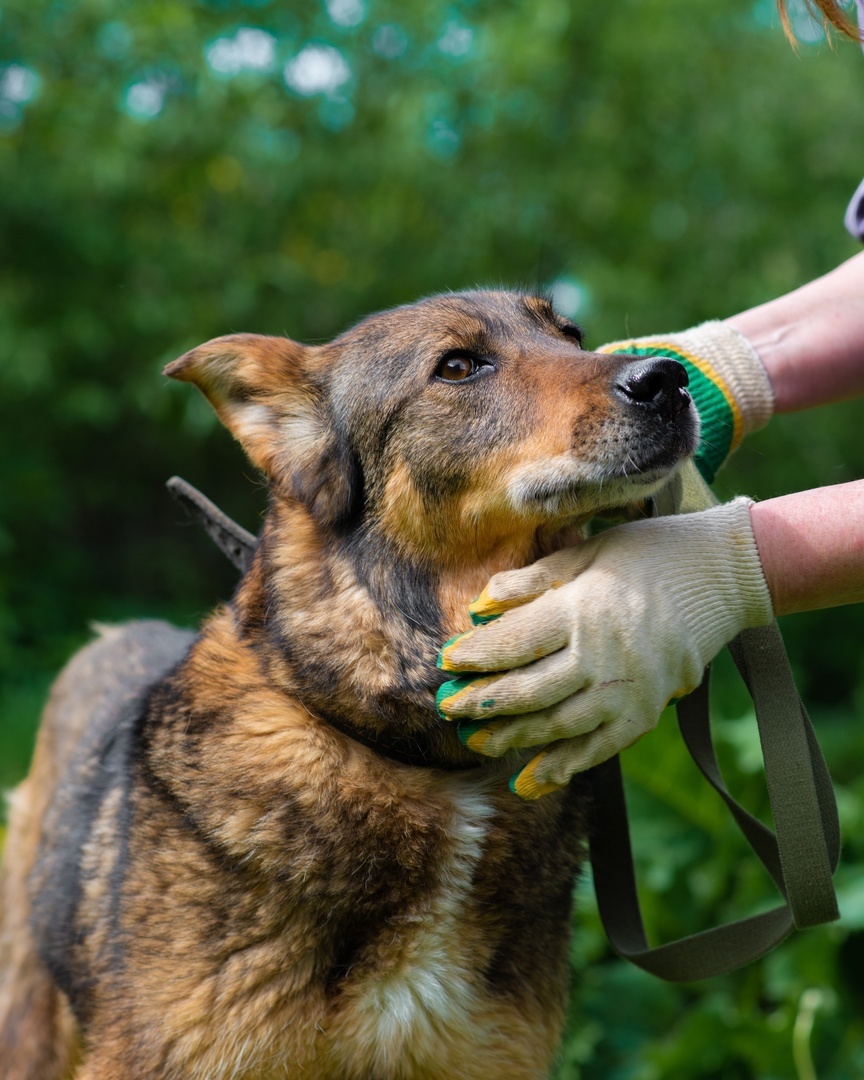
{"left": 438, "top": 596, "right": 570, "bottom": 673}
{"left": 454, "top": 717, "right": 515, "bottom": 757}
{"left": 451, "top": 682, "right": 626, "bottom": 756}
{"left": 469, "top": 542, "right": 597, "bottom": 622}
{"left": 510, "top": 713, "right": 660, "bottom": 799}
{"left": 437, "top": 651, "right": 591, "bottom": 720}
{"left": 436, "top": 675, "right": 502, "bottom": 719}
{"left": 508, "top": 741, "right": 577, "bottom": 800}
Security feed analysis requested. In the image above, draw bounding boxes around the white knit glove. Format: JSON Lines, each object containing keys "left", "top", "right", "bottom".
{"left": 600, "top": 322, "right": 774, "bottom": 483}
{"left": 437, "top": 499, "right": 774, "bottom": 799}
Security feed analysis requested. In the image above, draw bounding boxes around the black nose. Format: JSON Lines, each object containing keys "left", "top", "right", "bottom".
{"left": 615, "top": 358, "right": 690, "bottom": 421}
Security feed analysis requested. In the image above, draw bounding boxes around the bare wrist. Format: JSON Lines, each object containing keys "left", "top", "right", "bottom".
{"left": 748, "top": 484, "right": 864, "bottom": 616}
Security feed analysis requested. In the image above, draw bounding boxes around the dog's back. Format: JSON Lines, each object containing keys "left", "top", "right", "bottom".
{"left": 0, "top": 620, "right": 193, "bottom": 1079}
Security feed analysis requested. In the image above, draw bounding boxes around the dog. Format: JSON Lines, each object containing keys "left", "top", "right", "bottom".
{"left": 0, "top": 290, "right": 696, "bottom": 1079}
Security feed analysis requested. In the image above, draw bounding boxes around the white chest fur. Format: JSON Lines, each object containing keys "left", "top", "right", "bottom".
{"left": 343, "top": 781, "right": 498, "bottom": 1072}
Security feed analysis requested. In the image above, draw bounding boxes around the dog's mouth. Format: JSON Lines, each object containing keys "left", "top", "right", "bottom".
{"left": 607, "top": 441, "right": 693, "bottom": 482}
{"left": 504, "top": 373, "right": 699, "bottom": 519}
{"left": 509, "top": 470, "right": 671, "bottom": 517}
{"left": 507, "top": 439, "right": 694, "bottom": 517}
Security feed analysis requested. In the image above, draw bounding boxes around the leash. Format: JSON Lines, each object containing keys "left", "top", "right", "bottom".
{"left": 585, "top": 461, "right": 840, "bottom": 980}
{"left": 168, "top": 469, "right": 841, "bottom": 978}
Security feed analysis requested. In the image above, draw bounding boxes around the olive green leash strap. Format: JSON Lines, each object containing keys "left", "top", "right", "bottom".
{"left": 724, "top": 628, "right": 840, "bottom": 927}
{"left": 587, "top": 461, "right": 840, "bottom": 981}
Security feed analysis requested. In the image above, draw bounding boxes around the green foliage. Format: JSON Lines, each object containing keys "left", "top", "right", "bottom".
{"left": 2, "top": 0, "right": 863, "bottom": 1075}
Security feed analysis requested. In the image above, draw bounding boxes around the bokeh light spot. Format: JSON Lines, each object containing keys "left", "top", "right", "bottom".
{"left": 549, "top": 277, "right": 589, "bottom": 320}
{"left": 206, "top": 28, "right": 277, "bottom": 76}
{"left": 326, "top": 0, "right": 365, "bottom": 29}
{"left": 124, "top": 79, "right": 166, "bottom": 119}
{"left": 284, "top": 44, "right": 351, "bottom": 96}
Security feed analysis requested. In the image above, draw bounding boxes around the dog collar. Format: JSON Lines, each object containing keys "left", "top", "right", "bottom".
{"left": 318, "top": 707, "right": 481, "bottom": 772}
{"left": 167, "top": 476, "right": 257, "bottom": 570}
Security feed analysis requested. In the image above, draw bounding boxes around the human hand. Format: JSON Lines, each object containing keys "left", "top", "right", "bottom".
{"left": 437, "top": 498, "right": 774, "bottom": 798}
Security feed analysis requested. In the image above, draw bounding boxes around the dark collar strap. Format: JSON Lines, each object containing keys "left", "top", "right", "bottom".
{"left": 167, "top": 476, "right": 257, "bottom": 571}
{"left": 319, "top": 707, "right": 481, "bottom": 772}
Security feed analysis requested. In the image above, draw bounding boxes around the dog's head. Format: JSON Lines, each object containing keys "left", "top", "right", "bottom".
{"left": 166, "top": 290, "right": 697, "bottom": 565}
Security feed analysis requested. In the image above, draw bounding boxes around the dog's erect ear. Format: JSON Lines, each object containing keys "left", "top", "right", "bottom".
{"left": 164, "top": 334, "right": 360, "bottom": 527}
{"left": 165, "top": 334, "right": 305, "bottom": 477}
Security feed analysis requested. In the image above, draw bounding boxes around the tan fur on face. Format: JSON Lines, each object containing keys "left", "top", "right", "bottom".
{"left": 0, "top": 290, "right": 695, "bottom": 1079}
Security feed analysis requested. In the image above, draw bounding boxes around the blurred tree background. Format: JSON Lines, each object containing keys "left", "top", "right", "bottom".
{"left": 2, "top": 0, "right": 864, "bottom": 1075}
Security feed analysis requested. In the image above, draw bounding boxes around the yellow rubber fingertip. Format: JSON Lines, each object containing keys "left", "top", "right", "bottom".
{"left": 465, "top": 725, "right": 495, "bottom": 753}
{"left": 665, "top": 686, "right": 697, "bottom": 707}
{"left": 468, "top": 583, "right": 552, "bottom": 621}
{"left": 468, "top": 586, "right": 521, "bottom": 620}
{"left": 509, "top": 753, "right": 567, "bottom": 800}
{"left": 437, "top": 630, "right": 476, "bottom": 672}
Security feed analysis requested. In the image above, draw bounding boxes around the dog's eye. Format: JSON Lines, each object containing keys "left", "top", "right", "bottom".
{"left": 435, "top": 352, "right": 483, "bottom": 382}
{"left": 561, "top": 323, "right": 584, "bottom": 346}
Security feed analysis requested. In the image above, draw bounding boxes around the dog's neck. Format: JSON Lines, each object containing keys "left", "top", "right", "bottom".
{"left": 232, "top": 494, "right": 580, "bottom": 769}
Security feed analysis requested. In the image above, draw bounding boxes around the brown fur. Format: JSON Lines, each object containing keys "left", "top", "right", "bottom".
{"left": 0, "top": 290, "right": 696, "bottom": 1079}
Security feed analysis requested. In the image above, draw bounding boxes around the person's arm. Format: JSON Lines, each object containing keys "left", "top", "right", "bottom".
{"left": 599, "top": 251, "right": 864, "bottom": 483}
{"left": 437, "top": 255, "right": 864, "bottom": 797}
{"left": 727, "top": 250, "right": 864, "bottom": 412}
{"left": 728, "top": 251, "right": 864, "bottom": 610}
{"left": 751, "top": 481, "right": 864, "bottom": 614}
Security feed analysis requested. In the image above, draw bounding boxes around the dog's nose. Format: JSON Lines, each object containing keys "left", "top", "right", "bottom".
{"left": 615, "top": 358, "right": 690, "bottom": 421}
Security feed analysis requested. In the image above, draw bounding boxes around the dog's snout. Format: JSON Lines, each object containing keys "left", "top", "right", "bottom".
{"left": 615, "top": 358, "right": 690, "bottom": 421}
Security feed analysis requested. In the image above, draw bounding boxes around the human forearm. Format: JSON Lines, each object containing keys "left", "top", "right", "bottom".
{"left": 727, "top": 251, "right": 864, "bottom": 413}
{"left": 750, "top": 480, "right": 864, "bottom": 616}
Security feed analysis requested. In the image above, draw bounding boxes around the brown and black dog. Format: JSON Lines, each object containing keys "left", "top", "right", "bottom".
{"left": 0, "top": 291, "right": 695, "bottom": 1079}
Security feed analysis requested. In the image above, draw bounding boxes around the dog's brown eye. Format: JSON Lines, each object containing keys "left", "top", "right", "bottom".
{"left": 561, "top": 324, "right": 584, "bottom": 346}
{"left": 436, "top": 352, "right": 478, "bottom": 381}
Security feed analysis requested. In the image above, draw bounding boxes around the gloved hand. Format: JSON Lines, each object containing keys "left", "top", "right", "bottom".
{"left": 437, "top": 498, "right": 774, "bottom": 799}
{"left": 600, "top": 321, "right": 774, "bottom": 482}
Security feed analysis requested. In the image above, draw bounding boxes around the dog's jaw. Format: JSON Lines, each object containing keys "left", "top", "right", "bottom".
{"left": 504, "top": 457, "right": 693, "bottom": 525}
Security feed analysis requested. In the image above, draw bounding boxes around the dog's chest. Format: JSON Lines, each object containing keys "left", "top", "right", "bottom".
{"left": 328, "top": 784, "right": 499, "bottom": 1071}
{"left": 315, "top": 775, "right": 580, "bottom": 1079}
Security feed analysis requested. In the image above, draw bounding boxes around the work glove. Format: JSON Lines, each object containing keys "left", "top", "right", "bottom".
{"left": 437, "top": 498, "right": 774, "bottom": 799}
{"left": 600, "top": 321, "right": 774, "bottom": 482}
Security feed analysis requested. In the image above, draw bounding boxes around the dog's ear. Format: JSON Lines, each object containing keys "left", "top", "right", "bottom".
{"left": 165, "top": 334, "right": 302, "bottom": 478}
{"left": 165, "top": 334, "right": 360, "bottom": 527}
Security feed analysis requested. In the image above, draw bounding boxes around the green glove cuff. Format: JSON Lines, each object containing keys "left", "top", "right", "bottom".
{"left": 599, "top": 322, "right": 774, "bottom": 483}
